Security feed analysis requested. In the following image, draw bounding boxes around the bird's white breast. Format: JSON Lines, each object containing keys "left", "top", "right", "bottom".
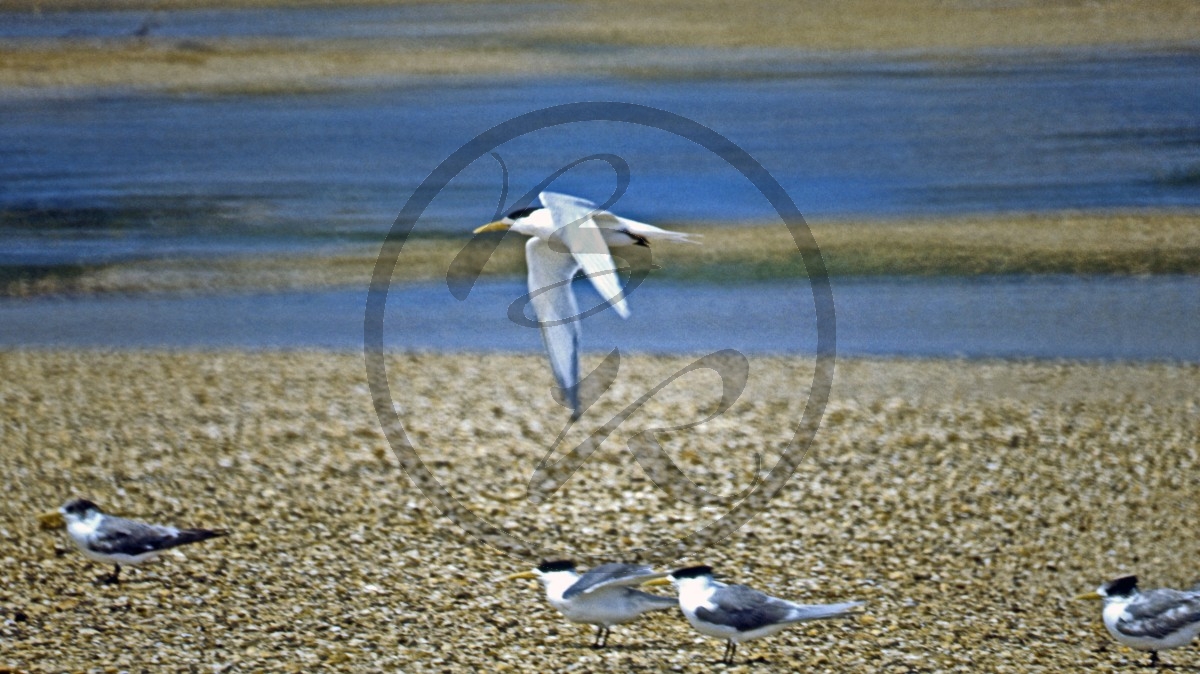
{"left": 676, "top": 578, "right": 716, "bottom": 613}
{"left": 65, "top": 514, "right": 118, "bottom": 563}
{"left": 66, "top": 514, "right": 100, "bottom": 543}
{"left": 677, "top": 579, "right": 738, "bottom": 639}
{"left": 1102, "top": 600, "right": 1134, "bottom": 640}
{"left": 541, "top": 571, "right": 580, "bottom": 610}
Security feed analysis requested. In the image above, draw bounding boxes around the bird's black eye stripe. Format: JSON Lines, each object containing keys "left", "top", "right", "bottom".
{"left": 537, "top": 559, "right": 576, "bottom": 573}
{"left": 506, "top": 206, "right": 543, "bottom": 220}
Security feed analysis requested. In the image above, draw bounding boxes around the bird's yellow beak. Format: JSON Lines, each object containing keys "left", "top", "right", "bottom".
{"left": 1074, "top": 591, "right": 1103, "bottom": 601}
{"left": 642, "top": 577, "right": 672, "bottom": 587}
{"left": 505, "top": 571, "right": 538, "bottom": 581}
{"left": 38, "top": 510, "right": 65, "bottom": 530}
{"left": 473, "top": 221, "right": 511, "bottom": 234}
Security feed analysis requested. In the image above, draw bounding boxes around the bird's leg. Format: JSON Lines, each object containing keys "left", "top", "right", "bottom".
{"left": 722, "top": 640, "right": 736, "bottom": 665}
{"left": 600, "top": 627, "right": 609, "bottom": 648}
{"left": 1149, "top": 651, "right": 1159, "bottom": 667}
{"left": 591, "top": 626, "right": 604, "bottom": 649}
{"left": 100, "top": 564, "right": 122, "bottom": 585}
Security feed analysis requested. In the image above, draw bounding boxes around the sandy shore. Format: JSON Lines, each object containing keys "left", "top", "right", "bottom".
{"left": 7, "top": 210, "right": 1199, "bottom": 297}
{"left": 3, "top": 0, "right": 1199, "bottom": 51}
{"left": 2, "top": 349, "right": 1198, "bottom": 671}
{"left": 1, "top": 1, "right": 1199, "bottom": 93}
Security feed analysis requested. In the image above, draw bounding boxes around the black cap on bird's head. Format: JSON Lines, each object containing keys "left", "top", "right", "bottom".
{"left": 1101, "top": 575, "right": 1140, "bottom": 598}
{"left": 473, "top": 205, "right": 543, "bottom": 235}
{"left": 669, "top": 565, "right": 715, "bottom": 580}
{"left": 505, "top": 559, "right": 576, "bottom": 583}
{"left": 60, "top": 498, "right": 102, "bottom": 517}
{"left": 505, "top": 206, "right": 542, "bottom": 221}
{"left": 536, "top": 560, "right": 577, "bottom": 574}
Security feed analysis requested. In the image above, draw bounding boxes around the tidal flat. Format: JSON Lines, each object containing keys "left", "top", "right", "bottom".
{"left": 1, "top": 350, "right": 1197, "bottom": 671}
{"left": 2, "top": 0, "right": 1199, "bottom": 93}
{"left": 6, "top": 211, "right": 1198, "bottom": 297}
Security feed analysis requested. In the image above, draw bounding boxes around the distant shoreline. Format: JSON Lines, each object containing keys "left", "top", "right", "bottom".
{"left": 4, "top": 210, "right": 1198, "bottom": 297}
{"left": 1, "top": 0, "right": 1198, "bottom": 94}
{"left": 2, "top": 0, "right": 1198, "bottom": 50}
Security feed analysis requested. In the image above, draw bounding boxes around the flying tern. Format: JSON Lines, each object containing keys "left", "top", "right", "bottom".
{"left": 474, "top": 191, "right": 697, "bottom": 418}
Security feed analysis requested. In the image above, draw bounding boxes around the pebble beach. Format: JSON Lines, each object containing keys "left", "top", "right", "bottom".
{"left": 2, "top": 350, "right": 1198, "bottom": 671}
{"left": 4, "top": 0, "right": 1200, "bottom": 670}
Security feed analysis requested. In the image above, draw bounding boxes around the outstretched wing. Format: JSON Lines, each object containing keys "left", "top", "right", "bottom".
{"left": 539, "top": 191, "right": 630, "bottom": 319}
{"left": 592, "top": 212, "right": 700, "bottom": 246}
{"left": 542, "top": 191, "right": 698, "bottom": 246}
{"left": 565, "top": 563, "right": 669, "bottom": 599}
{"left": 525, "top": 236, "right": 583, "bottom": 416}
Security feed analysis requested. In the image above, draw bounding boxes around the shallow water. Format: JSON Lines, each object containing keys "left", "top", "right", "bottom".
{"left": 1, "top": 49, "right": 1199, "bottom": 266}
{"left": 2, "top": 275, "right": 1197, "bottom": 361}
{"left": 0, "top": 4, "right": 558, "bottom": 41}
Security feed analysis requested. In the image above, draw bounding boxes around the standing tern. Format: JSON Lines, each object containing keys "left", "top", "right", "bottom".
{"left": 1076, "top": 575, "right": 1200, "bottom": 666}
{"left": 505, "top": 559, "right": 676, "bottom": 647}
{"left": 474, "top": 191, "right": 697, "bottom": 418}
{"left": 646, "top": 565, "right": 864, "bottom": 664}
{"left": 47, "top": 498, "right": 227, "bottom": 585}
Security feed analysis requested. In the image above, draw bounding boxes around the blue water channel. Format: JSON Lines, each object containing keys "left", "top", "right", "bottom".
{"left": 2, "top": 47, "right": 1198, "bottom": 265}
{"left": 2, "top": 9, "right": 1198, "bottom": 359}
{"left": 2, "top": 275, "right": 1198, "bottom": 362}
